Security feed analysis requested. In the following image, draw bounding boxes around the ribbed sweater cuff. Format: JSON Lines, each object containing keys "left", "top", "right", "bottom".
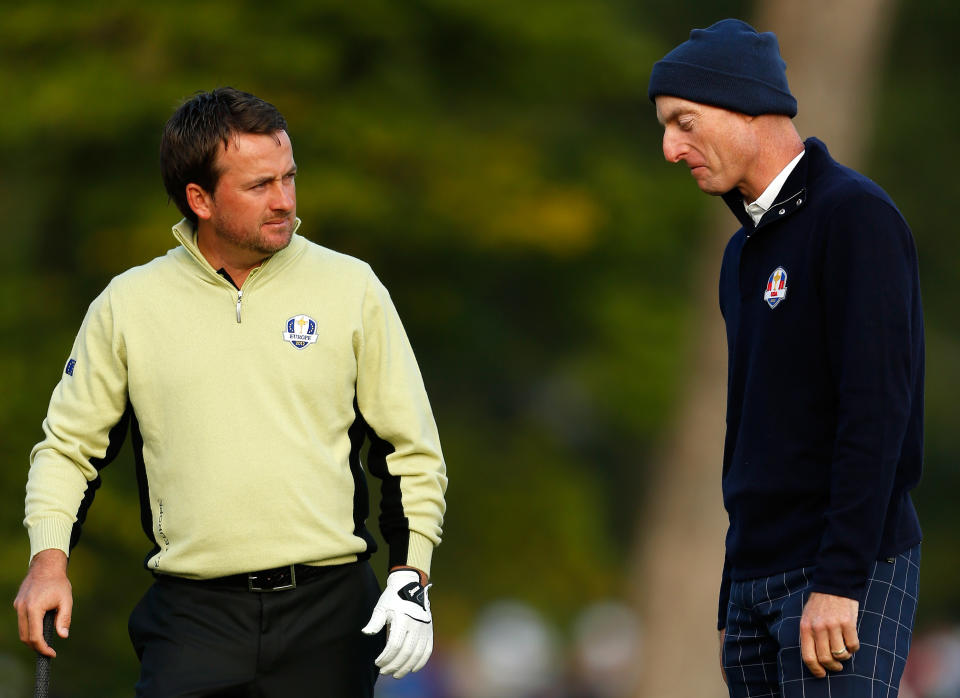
{"left": 405, "top": 531, "right": 436, "bottom": 577}
{"left": 27, "top": 518, "right": 73, "bottom": 562}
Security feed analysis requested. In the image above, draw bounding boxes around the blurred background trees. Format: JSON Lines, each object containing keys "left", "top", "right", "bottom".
{"left": 1, "top": 1, "right": 956, "bottom": 695}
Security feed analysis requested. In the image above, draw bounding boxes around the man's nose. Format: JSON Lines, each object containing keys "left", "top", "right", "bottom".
{"left": 272, "top": 181, "right": 295, "bottom": 211}
{"left": 662, "top": 130, "right": 684, "bottom": 163}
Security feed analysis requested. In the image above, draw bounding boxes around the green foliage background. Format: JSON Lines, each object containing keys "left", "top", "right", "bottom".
{"left": 1, "top": 1, "right": 956, "bottom": 694}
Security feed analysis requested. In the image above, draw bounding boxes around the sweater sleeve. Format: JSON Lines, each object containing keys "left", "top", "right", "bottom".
{"left": 718, "top": 555, "right": 731, "bottom": 630}
{"left": 355, "top": 268, "right": 447, "bottom": 576}
{"left": 25, "top": 284, "right": 130, "bottom": 560}
{"left": 812, "top": 193, "right": 920, "bottom": 600}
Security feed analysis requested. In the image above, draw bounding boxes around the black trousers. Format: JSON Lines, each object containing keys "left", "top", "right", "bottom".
{"left": 128, "top": 561, "right": 385, "bottom": 697}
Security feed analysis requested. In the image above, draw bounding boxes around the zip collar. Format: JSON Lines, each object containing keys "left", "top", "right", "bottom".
{"left": 753, "top": 186, "right": 807, "bottom": 230}
{"left": 721, "top": 138, "right": 835, "bottom": 236}
{"left": 171, "top": 217, "right": 305, "bottom": 288}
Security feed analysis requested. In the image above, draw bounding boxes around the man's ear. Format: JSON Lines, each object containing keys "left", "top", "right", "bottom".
{"left": 186, "top": 183, "right": 214, "bottom": 221}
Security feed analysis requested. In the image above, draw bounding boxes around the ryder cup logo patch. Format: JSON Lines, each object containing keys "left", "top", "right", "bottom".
{"left": 282, "top": 315, "right": 319, "bottom": 349}
{"left": 764, "top": 267, "right": 788, "bottom": 308}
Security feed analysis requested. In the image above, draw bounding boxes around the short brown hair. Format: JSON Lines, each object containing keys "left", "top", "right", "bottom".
{"left": 160, "top": 87, "right": 288, "bottom": 223}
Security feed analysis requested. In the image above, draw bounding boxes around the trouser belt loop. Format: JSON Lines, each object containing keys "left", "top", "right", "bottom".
{"left": 248, "top": 564, "right": 297, "bottom": 592}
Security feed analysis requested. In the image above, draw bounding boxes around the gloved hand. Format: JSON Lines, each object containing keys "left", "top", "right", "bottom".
{"left": 361, "top": 569, "right": 433, "bottom": 678}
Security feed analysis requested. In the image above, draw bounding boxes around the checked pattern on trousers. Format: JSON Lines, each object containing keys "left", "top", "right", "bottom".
{"left": 723, "top": 546, "right": 920, "bottom": 697}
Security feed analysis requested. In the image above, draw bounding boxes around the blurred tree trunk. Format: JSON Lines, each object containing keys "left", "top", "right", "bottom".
{"left": 631, "top": 1, "right": 896, "bottom": 695}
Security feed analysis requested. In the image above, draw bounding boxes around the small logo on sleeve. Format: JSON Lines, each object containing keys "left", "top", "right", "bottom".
{"left": 282, "top": 315, "right": 319, "bottom": 349}
{"left": 764, "top": 267, "right": 788, "bottom": 309}
{"left": 65, "top": 359, "right": 77, "bottom": 376}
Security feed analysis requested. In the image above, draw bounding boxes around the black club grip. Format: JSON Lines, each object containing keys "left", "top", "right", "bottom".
{"left": 34, "top": 610, "right": 55, "bottom": 698}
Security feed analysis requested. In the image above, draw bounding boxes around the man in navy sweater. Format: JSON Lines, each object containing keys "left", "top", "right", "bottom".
{"left": 649, "top": 19, "right": 923, "bottom": 696}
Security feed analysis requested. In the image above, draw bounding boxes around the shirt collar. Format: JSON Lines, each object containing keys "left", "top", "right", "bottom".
{"left": 743, "top": 150, "right": 805, "bottom": 226}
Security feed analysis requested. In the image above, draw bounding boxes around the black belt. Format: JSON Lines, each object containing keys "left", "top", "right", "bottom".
{"left": 158, "top": 563, "right": 331, "bottom": 592}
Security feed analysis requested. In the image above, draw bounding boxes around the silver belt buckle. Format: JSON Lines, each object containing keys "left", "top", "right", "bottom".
{"left": 247, "top": 564, "right": 297, "bottom": 592}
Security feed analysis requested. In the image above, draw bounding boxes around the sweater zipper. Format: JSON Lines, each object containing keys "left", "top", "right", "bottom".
{"left": 234, "top": 267, "right": 263, "bottom": 324}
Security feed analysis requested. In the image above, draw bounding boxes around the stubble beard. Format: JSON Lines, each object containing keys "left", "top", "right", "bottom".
{"left": 213, "top": 215, "right": 294, "bottom": 257}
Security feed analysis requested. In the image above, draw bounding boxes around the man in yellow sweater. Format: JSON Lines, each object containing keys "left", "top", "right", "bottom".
{"left": 13, "top": 87, "right": 448, "bottom": 697}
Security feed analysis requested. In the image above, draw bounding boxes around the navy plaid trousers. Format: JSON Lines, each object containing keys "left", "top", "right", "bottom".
{"left": 722, "top": 545, "right": 920, "bottom": 697}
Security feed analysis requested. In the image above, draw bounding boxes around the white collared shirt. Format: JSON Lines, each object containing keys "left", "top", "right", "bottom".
{"left": 744, "top": 150, "right": 806, "bottom": 226}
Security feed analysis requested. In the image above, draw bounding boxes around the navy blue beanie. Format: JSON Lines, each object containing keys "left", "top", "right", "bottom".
{"left": 648, "top": 19, "right": 797, "bottom": 117}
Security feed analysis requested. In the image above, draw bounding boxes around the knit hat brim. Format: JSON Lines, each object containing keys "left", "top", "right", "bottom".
{"left": 649, "top": 60, "right": 798, "bottom": 117}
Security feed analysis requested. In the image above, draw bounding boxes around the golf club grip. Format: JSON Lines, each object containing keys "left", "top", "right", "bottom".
{"left": 34, "top": 610, "right": 55, "bottom": 698}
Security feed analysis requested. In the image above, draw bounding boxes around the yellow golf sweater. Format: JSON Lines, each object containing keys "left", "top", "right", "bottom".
{"left": 25, "top": 219, "right": 447, "bottom": 578}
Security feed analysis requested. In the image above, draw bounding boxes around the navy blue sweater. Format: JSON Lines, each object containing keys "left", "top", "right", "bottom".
{"left": 717, "top": 138, "right": 923, "bottom": 629}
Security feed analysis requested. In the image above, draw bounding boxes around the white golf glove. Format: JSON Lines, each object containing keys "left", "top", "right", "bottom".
{"left": 361, "top": 569, "right": 433, "bottom": 678}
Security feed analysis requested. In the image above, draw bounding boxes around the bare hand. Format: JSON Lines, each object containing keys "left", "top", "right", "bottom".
{"left": 13, "top": 549, "right": 72, "bottom": 658}
{"left": 718, "top": 628, "right": 727, "bottom": 685}
{"left": 799, "top": 591, "right": 859, "bottom": 677}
